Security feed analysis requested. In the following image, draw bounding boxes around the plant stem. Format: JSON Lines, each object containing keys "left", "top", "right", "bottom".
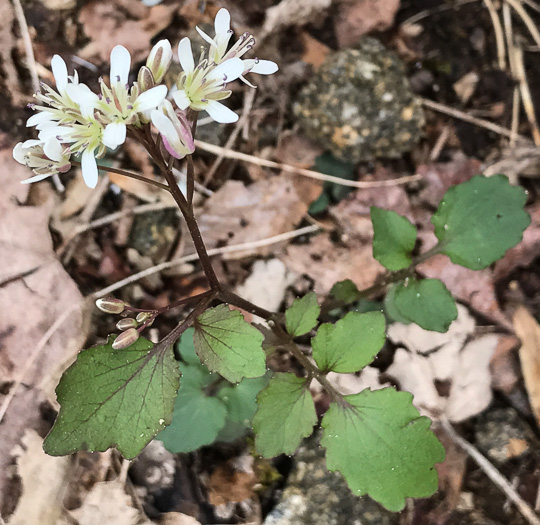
{"left": 218, "top": 289, "right": 277, "bottom": 321}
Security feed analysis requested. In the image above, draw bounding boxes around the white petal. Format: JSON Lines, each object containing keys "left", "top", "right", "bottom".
{"left": 173, "top": 90, "right": 191, "bottom": 110}
{"left": 13, "top": 143, "right": 26, "bottom": 164}
{"left": 249, "top": 59, "right": 279, "bottom": 75}
{"left": 43, "top": 138, "right": 64, "bottom": 162}
{"left": 51, "top": 55, "right": 68, "bottom": 93}
{"left": 81, "top": 149, "right": 98, "bottom": 188}
{"left": 134, "top": 85, "right": 167, "bottom": 111}
{"left": 27, "top": 111, "right": 55, "bottom": 127}
{"left": 102, "top": 122, "right": 127, "bottom": 149}
{"left": 214, "top": 8, "right": 231, "bottom": 34}
{"left": 66, "top": 83, "right": 98, "bottom": 118}
{"left": 38, "top": 126, "right": 69, "bottom": 141}
{"left": 110, "top": 45, "right": 131, "bottom": 85}
{"left": 22, "top": 139, "right": 42, "bottom": 148}
{"left": 151, "top": 110, "right": 177, "bottom": 139}
{"left": 205, "top": 100, "right": 238, "bottom": 123}
{"left": 21, "top": 172, "right": 53, "bottom": 184}
{"left": 178, "top": 38, "right": 194, "bottom": 74}
{"left": 207, "top": 57, "right": 243, "bottom": 82}
{"left": 195, "top": 26, "right": 217, "bottom": 48}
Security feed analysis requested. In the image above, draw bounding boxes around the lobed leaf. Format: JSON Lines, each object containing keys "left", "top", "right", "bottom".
{"left": 371, "top": 207, "right": 417, "bottom": 271}
{"left": 285, "top": 292, "right": 320, "bottom": 337}
{"left": 432, "top": 174, "right": 530, "bottom": 270}
{"left": 321, "top": 388, "right": 445, "bottom": 511}
{"left": 312, "top": 311, "right": 386, "bottom": 373}
{"left": 44, "top": 336, "right": 180, "bottom": 459}
{"left": 253, "top": 373, "right": 317, "bottom": 457}
{"left": 193, "top": 304, "right": 266, "bottom": 383}
{"left": 386, "top": 278, "right": 457, "bottom": 333}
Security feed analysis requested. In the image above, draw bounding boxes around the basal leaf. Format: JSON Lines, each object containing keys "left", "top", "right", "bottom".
{"left": 193, "top": 304, "right": 266, "bottom": 383}
{"left": 390, "top": 278, "right": 457, "bottom": 333}
{"left": 432, "top": 174, "right": 530, "bottom": 269}
{"left": 330, "top": 279, "right": 361, "bottom": 304}
{"left": 321, "top": 388, "right": 445, "bottom": 511}
{"left": 216, "top": 373, "right": 270, "bottom": 442}
{"left": 312, "top": 311, "right": 386, "bottom": 373}
{"left": 44, "top": 336, "right": 180, "bottom": 459}
{"left": 371, "top": 207, "right": 417, "bottom": 271}
{"left": 253, "top": 373, "right": 317, "bottom": 457}
{"left": 285, "top": 292, "right": 320, "bottom": 337}
{"left": 158, "top": 365, "right": 227, "bottom": 453}
{"left": 176, "top": 327, "right": 200, "bottom": 366}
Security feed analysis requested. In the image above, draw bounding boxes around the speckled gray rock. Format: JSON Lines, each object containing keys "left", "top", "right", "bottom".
{"left": 294, "top": 38, "right": 424, "bottom": 163}
{"left": 263, "top": 436, "right": 398, "bottom": 525}
{"left": 474, "top": 407, "right": 536, "bottom": 465}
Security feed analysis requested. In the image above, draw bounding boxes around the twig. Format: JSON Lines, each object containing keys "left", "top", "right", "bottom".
{"left": 401, "top": 0, "right": 477, "bottom": 25}
{"left": 11, "top": 0, "right": 40, "bottom": 93}
{"left": 203, "top": 88, "right": 256, "bottom": 186}
{"left": 195, "top": 140, "right": 423, "bottom": 188}
{"left": 441, "top": 418, "right": 540, "bottom": 525}
{"left": 504, "top": 2, "right": 522, "bottom": 146}
{"left": 505, "top": 0, "right": 540, "bottom": 50}
{"left": 420, "top": 97, "right": 531, "bottom": 142}
{"left": 92, "top": 225, "right": 320, "bottom": 298}
{"left": 483, "top": 0, "right": 507, "bottom": 70}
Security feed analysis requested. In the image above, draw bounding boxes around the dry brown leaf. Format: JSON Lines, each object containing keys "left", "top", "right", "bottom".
{"left": 274, "top": 131, "right": 324, "bottom": 168}
{"left": 160, "top": 513, "right": 202, "bottom": 525}
{"left": 300, "top": 32, "right": 331, "bottom": 68}
{"left": 453, "top": 72, "right": 480, "bottom": 104}
{"left": 262, "top": 0, "right": 332, "bottom": 36}
{"left": 490, "top": 335, "right": 520, "bottom": 394}
{"left": 513, "top": 306, "right": 540, "bottom": 426}
{"left": 193, "top": 176, "right": 321, "bottom": 260}
{"left": 70, "top": 480, "right": 142, "bottom": 525}
{"left": 58, "top": 171, "right": 96, "bottom": 219}
{"left": 8, "top": 430, "right": 71, "bottom": 525}
{"left": 208, "top": 460, "right": 257, "bottom": 505}
{"left": 281, "top": 232, "right": 384, "bottom": 296}
{"left": 334, "top": 0, "right": 401, "bottom": 48}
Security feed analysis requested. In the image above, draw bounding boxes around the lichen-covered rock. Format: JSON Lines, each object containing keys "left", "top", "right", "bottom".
{"left": 294, "top": 38, "right": 424, "bottom": 163}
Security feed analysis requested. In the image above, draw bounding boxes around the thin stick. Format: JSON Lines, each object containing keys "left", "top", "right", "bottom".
{"left": 11, "top": 0, "right": 39, "bottom": 93}
{"left": 401, "top": 0, "right": 477, "bottom": 25}
{"left": 504, "top": 2, "right": 522, "bottom": 146}
{"left": 441, "top": 418, "right": 540, "bottom": 525}
{"left": 92, "top": 225, "right": 319, "bottom": 298}
{"left": 505, "top": 0, "right": 540, "bottom": 50}
{"left": 420, "top": 97, "right": 531, "bottom": 141}
{"left": 203, "top": 88, "right": 256, "bottom": 186}
{"left": 195, "top": 140, "right": 422, "bottom": 188}
{"left": 483, "top": 0, "right": 507, "bottom": 70}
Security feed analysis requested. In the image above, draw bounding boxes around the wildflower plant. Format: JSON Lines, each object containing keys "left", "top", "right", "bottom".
{"left": 14, "top": 9, "right": 531, "bottom": 512}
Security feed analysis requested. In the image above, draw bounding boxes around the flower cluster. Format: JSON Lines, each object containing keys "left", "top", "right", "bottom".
{"left": 13, "top": 8, "right": 278, "bottom": 188}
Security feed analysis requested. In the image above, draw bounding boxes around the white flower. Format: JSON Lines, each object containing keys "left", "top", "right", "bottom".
{"left": 97, "top": 45, "right": 167, "bottom": 149}
{"left": 173, "top": 37, "right": 243, "bottom": 123}
{"left": 146, "top": 39, "right": 173, "bottom": 84}
{"left": 13, "top": 138, "right": 71, "bottom": 183}
{"left": 151, "top": 100, "right": 195, "bottom": 159}
{"left": 194, "top": 8, "right": 278, "bottom": 87}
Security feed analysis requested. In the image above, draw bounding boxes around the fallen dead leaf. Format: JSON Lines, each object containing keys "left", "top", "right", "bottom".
{"left": 160, "top": 513, "right": 202, "bottom": 525}
{"left": 57, "top": 171, "right": 96, "bottom": 219}
{"left": 208, "top": 458, "right": 257, "bottom": 506}
{"left": 193, "top": 176, "right": 321, "bottom": 260}
{"left": 70, "top": 479, "right": 142, "bottom": 525}
{"left": 513, "top": 306, "right": 540, "bottom": 426}
{"left": 274, "top": 131, "right": 324, "bottom": 169}
{"left": 325, "top": 366, "right": 388, "bottom": 395}
{"left": 490, "top": 335, "right": 520, "bottom": 394}
{"left": 281, "top": 233, "right": 384, "bottom": 296}
{"left": 262, "top": 0, "right": 332, "bottom": 36}
{"left": 8, "top": 430, "right": 71, "bottom": 525}
{"left": 453, "top": 72, "right": 480, "bottom": 104}
{"left": 300, "top": 32, "right": 331, "bottom": 69}
{"left": 334, "top": 0, "right": 401, "bottom": 48}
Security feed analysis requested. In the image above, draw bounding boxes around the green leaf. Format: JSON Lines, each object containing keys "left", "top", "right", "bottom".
{"left": 193, "top": 304, "right": 266, "bottom": 383}
{"left": 312, "top": 311, "right": 386, "bottom": 373}
{"left": 432, "top": 174, "right": 530, "bottom": 269}
{"left": 285, "top": 292, "right": 320, "bottom": 337}
{"left": 158, "top": 364, "right": 227, "bottom": 453}
{"left": 176, "top": 327, "right": 200, "bottom": 366}
{"left": 371, "top": 207, "right": 417, "bottom": 270}
{"left": 321, "top": 388, "right": 445, "bottom": 511}
{"left": 388, "top": 278, "right": 457, "bottom": 333}
{"left": 384, "top": 284, "right": 412, "bottom": 325}
{"left": 253, "top": 373, "right": 317, "bottom": 457}
{"left": 330, "top": 279, "right": 361, "bottom": 303}
{"left": 44, "top": 337, "right": 180, "bottom": 459}
{"left": 216, "top": 374, "right": 270, "bottom": 442}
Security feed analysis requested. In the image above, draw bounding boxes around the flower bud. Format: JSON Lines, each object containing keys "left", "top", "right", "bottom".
{"left": 136, "top": 312, "right": 151, "bottom": 323}
{"left": 116, "top": 318, "right": 138, "bottom": 331}
{"left": 112, "top": 328, "right": 140, "bottom": 350}
{"left": 137, "top": 66, "right": 155, "bottom": 92}
{"left": 146, "top": 39, "right": 172, "bottom": 84}
{"left": 96, "top": 297, "right": 125, "bottom": 314}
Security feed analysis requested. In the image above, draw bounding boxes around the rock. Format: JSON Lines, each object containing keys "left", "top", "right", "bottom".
{"left": 263, "top": 436, "right": 398, "bottom": 525}
{"left": 474, "top": 407, "right": 536, "bottom": 465}
{"left": 294, "top": 38, "right": 424, "bottom": 163}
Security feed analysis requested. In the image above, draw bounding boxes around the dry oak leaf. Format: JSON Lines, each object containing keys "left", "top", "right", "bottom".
{"left": 193, "top": 176, "right": 321, "bottom": 260}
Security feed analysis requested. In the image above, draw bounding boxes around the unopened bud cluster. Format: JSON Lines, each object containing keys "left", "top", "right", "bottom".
{"left": 13, "top": 8, "right": 277, "bottom": 189}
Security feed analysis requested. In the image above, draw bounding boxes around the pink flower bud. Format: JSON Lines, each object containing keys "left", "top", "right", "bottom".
{"left": 112, "top": 328, "right": 140, "bottom": 349}
{"left": 96, "top": 297, "right": 125, "bottom": 314}
{"left": 116, "top": 318, "right": 138, "bottom": 330}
